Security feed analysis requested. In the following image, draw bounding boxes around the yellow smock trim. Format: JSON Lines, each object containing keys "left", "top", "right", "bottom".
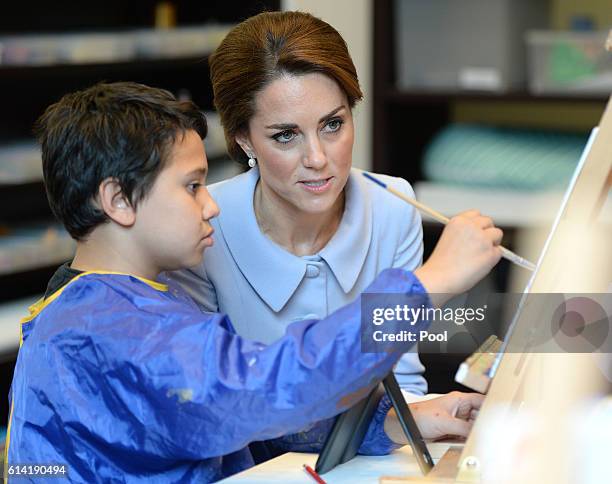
{"left": 20, "top": 271, "right": 168, "bottom": 324}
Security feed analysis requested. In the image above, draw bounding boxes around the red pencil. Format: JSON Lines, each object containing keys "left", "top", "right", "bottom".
{"left": 303, "top": 464, "right": 327, "bottom": 484}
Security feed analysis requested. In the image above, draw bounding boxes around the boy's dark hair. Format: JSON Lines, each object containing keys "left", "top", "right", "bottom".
{"left": 35, "top": 81, "right": 207, "bottom": 240}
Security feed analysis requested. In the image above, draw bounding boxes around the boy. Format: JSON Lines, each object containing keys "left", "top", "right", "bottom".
{"left": 6, "top": 82, "right": 494, "bottom": 482}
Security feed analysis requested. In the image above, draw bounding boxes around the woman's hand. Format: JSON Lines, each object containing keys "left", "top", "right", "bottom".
{"left": 414, "top": 210, "right": 503, "bottom": 306}
{"left": 384, "top": 391, "right": 484, "bottom": 443}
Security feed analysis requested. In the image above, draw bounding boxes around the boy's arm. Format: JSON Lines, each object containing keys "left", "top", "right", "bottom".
{"left": 93, "top": 268, "right": 430, "bottom": 461}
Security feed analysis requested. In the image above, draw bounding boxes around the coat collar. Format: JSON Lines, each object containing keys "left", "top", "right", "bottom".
{"left": 216, "top": 167, "right": 372, "bottom": 312}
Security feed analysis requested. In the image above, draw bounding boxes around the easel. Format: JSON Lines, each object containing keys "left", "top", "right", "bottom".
{"left": 381, "top": 31, "right": 612, "bottom": 483}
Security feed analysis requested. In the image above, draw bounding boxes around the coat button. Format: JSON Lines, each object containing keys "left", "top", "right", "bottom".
{"left": 305, "top": 264, "right": 320, "bottom": 278}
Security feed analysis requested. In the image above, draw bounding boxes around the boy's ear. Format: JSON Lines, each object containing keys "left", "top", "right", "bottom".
{"left": 235, "top": 132, "right": 255, "bottom": 159}
{"left": 98, "top": 178, "right": 136, "bottom": 227}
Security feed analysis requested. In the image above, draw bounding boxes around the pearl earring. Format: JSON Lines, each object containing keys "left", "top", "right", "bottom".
{"left": 247, "top": 155, "right": 257, "bottom": 168}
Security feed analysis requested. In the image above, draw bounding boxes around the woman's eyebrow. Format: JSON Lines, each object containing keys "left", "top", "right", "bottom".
{"left": 265, "top": 105, "right": 346, "bottom": 130}
{"left": 265, "top": 122, "right": 297, "bottom": 130}
{"left": 318, "top": 105, "right": 345, "bottom": 122}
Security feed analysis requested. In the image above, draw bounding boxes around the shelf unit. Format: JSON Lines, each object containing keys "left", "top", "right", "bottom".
{"left": 0, "top": 55, "right": 215, "bottom": 143}
{"left": 372, "top": 0, "right": 609, "bottom": 184}
{"left": 0, "top": 1, "right": 279, "bottom": 426}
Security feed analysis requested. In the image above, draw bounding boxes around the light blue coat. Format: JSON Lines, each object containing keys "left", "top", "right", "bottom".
{"left": 170, "top": 167, "right": 427, "bottom": 394}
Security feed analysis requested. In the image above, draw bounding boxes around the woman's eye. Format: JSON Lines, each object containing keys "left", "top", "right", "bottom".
{"left": 324, "top": 118, "right": 343, "bottom": 133}
{"left": 272, "top": 130, "right": 296, "bottom": 144}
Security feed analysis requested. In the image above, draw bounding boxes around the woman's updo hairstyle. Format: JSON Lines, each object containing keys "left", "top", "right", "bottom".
{"left": 209, "top": 11, "right": 363, "bottom": 164}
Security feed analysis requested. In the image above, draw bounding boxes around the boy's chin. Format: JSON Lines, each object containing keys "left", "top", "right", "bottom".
{"left": 164, "top": 252, "right": 205, "bottom": 273}
{"left": 185, "top": 251, "right": 205, "bottom": 268}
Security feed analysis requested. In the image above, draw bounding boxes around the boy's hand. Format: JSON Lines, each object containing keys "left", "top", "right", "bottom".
{"left": 384, "top": 391, "right": 484, "bottom": 443}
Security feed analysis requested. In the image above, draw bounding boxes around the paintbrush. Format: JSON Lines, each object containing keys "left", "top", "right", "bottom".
{"left": 363, "top": 172, "right": 536, "bottom": 271}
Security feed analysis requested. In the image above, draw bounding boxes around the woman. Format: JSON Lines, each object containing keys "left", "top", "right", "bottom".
{"left": 169, "top": 11, "right": 501, "bottom": 458}
{"left": 176, "top": 10, "right": 427, "bottom": 394}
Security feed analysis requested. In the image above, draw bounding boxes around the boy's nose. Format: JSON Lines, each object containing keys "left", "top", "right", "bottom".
{"left": 201, "top": 189, "right": 220, "bottom": 220}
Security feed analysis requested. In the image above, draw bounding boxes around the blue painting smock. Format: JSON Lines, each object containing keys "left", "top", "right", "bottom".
{"left": 6, "top": 269, "right": 430, "bottom": 483}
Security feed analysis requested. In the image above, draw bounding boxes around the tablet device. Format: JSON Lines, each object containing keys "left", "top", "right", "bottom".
{"left": 383, "top": 373, "right": 435, "bottom": 474}
{"left": 315, "top": 382, "right": 384, "bottom": 474}
{"left": 315, "top": 373, "right": 434, "bottom": 475}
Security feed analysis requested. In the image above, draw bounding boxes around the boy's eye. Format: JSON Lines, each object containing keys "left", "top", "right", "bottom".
{"left": 187, "top": 182, "right": 202, "bottom": 194}
{"left": 272, "top": 129, "right": 297, "bottom": 144}
{"left": 323, "top": 118, "right": 343, "bottom": 133}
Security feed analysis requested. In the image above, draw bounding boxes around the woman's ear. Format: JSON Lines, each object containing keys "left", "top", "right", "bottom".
{"left": 97, "top": 178, "right": 136, "bottom": 227}
{"left": 235, "top": 133, "right": 255, "bottom": 159}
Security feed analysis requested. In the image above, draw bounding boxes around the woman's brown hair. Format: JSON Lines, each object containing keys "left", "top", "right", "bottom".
{"left": 209, "top": 11, "right": 363, "bottom": 164}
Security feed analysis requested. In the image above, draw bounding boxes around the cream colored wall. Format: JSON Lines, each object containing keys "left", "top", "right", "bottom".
{"left": 281, "top": 0, "right": 373, "bottom": 171}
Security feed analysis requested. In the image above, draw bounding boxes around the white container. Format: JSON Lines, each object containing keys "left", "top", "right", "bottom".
{"left": 0, "top": 225, "right": 75, "bottom": 276}
{"left": 0, "top": 32, "right": 135, "bottom": 66}
{"left": 394, "top": 0, "right": 548, "bottom": 92}
{"left": 0, "top": 35, "right": 61, "bottom": 66}
{"left": 134, "top": 24, "right": 233, "bottom": 59}
{"left": 0, "top": 24, "right": 233, "bottom": 67}
{"left": 526, "top": 30, "right": 612, "bottom": 95}
{"left": 0, "top": 141, "right": 42, "bottom": 184}
{"left": 55, "top": 32, "right": 136, "bottom": 64}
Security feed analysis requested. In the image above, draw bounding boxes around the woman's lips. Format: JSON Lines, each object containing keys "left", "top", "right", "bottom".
{"left": 298, "top": 177, "right": 333, "bottom": 193}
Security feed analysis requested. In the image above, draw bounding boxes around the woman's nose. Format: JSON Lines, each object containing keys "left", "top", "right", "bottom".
{"left": 302, "top": 136, "right": 327, "bottom": 170}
